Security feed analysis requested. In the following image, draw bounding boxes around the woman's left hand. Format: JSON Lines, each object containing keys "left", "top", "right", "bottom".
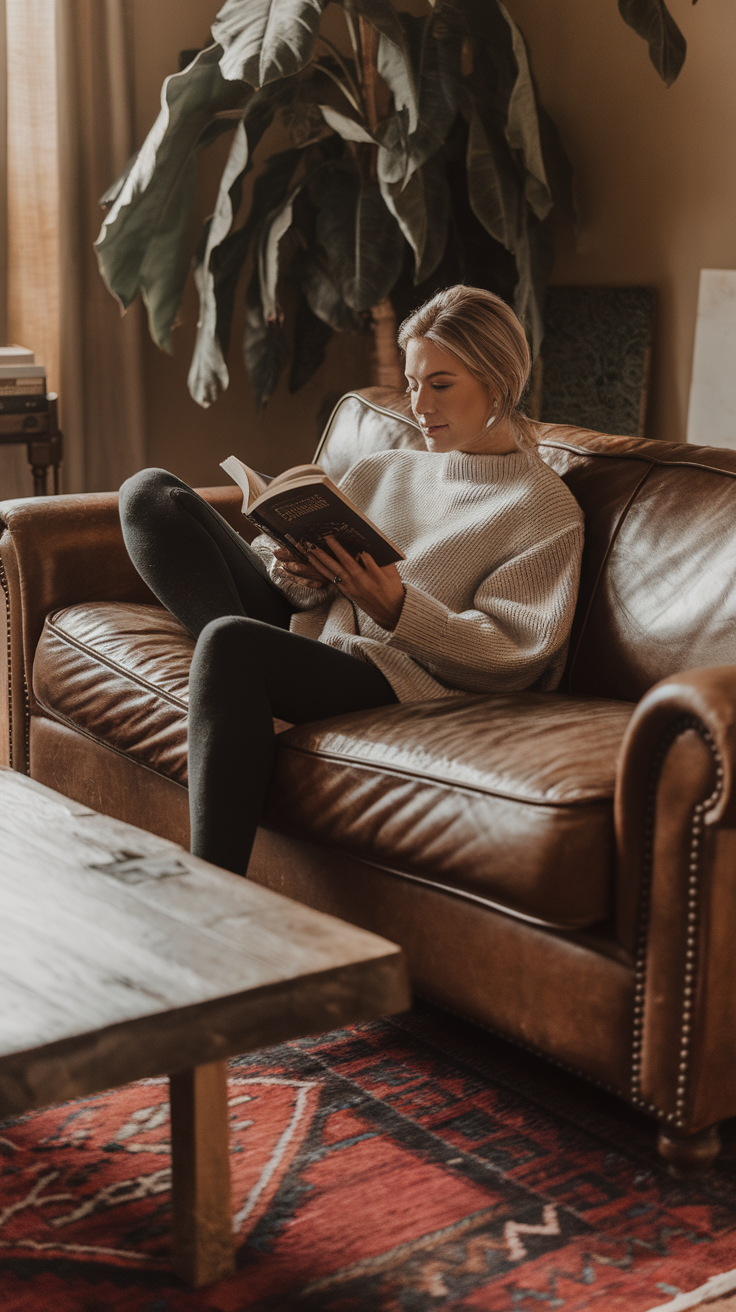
{"left": 304, "top": 536, "right": 405, "bottom": 630}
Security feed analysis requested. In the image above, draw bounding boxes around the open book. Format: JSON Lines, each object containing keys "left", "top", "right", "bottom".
{"left": 220, "top": 456, "right": 405, "bottom": 567}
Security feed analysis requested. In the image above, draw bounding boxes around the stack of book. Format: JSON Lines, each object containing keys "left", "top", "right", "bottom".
{"left": 0, "top": 346, "right": 47, "bottom": 435}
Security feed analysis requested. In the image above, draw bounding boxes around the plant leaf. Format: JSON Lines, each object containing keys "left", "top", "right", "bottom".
{"left": 319, "top": 104, "right": 375, "bottom": 143}
{"left": 377, "top": 12, "right": 462, "bottom": 188}
{"left": 617, "top": 0, "right": 686, "bottom": 86}
{"left": 258, "top": 191, "right": 297, "bottom": 322}
{"left": 498, "top": 2, "right": 552, "bottom": 221}
{"left": 347, "top": 0, "right": 419, "bottom": 133}
{"left": 188, "top": 118, "right": 249, "bottom": 405}
{"left": 381, "top": 151, "right": 449, "bottom": 284}
{"left": 187, "top": 83, "right": 299, "bottom": 406}
{"left": 95, "top": 45, "right": 251, "bottom": 352}
{"left": 313, "top": 165, "right": 404, "bottom": 312}
{"left": 377, "top": 35, "right": 418, "bottom": 135}
{"left": 244, "top": 266, "right": 286, "bottom": 408}
{"left": 288, "top": 290, "right": 333, "bottom": 392}
{"left": 466, "top": 109, "right": 519, "bottom": 253}
{"left": 297, "top": 253, "right": 363, "bottom": 332}
{"left": 212, "top": 0, "right": 327, "bottom": 86}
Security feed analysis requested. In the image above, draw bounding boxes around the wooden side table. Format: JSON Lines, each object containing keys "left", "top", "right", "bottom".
{"left": 0, "top": 392, "right": 63, "bottom": 494}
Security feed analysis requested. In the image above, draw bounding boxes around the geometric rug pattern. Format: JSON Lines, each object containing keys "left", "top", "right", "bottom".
{"left": 3, "top": 1002, "right": 736, "bottom": 1310}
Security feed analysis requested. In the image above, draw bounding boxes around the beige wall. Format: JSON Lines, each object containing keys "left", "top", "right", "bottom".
{"left": 506, "top": 0, "right": 736, "bottom": 444}
{"left": 128, "top": 0, "right": 736, "bottom": 486}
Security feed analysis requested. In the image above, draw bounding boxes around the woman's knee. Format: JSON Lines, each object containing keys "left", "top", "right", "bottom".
{"left": 192, "top": 616, "right": 274, "bottom": 681}
{"left": 119, "top": 467, "right": 182, "bottom": 529}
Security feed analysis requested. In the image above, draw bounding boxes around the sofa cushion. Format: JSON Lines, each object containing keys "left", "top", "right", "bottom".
{"left": 33, "top": 602, "right": 193, "bottom": 783}
{"left": 33, "top": 601, "right": 635, "bottom": 929}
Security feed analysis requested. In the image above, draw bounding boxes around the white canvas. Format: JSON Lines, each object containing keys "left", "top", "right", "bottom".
{"left": 687, "top": 269, "right": 736, "bottom": 448}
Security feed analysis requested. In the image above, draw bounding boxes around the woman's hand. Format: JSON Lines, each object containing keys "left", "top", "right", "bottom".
{"left": 305, "top": 536, "right": 405, "bottom": 630}
{"left": 272, "top": 544, "right": 325, "bottom": 590}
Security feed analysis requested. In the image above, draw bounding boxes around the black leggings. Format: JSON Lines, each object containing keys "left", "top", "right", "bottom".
{"left": 119, "top": 469, "right": 397, "bottom": 876}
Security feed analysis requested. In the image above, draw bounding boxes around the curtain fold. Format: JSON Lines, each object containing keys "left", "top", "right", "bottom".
{"left": 57, "top": 0, "right": 146, "bottom": 493}
{"left": 4, "top": 0, "right": 60, "bottom": 498}
{"left": 3, "top": 0, "right": 145, "bottom": 498}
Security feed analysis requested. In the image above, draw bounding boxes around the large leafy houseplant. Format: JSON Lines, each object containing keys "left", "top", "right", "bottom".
{"left": 96, "top": 0, "right": 689, "bottom": 411}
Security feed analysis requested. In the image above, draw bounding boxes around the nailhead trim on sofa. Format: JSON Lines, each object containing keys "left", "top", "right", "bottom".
{"left": 630, "top": 715, "right": 723, "bottom": 1127}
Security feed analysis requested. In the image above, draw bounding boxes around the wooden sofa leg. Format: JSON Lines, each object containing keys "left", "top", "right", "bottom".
{"left": 657, "top": 1124, "right": 721, "bottom": 1178}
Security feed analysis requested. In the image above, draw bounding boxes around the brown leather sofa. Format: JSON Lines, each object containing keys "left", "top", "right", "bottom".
{"left": 3, "top": 387, "right": 736, "bottom": 1175}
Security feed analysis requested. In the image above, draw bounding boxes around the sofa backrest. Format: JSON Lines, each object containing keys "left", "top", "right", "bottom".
{"left": 317, "top": 389, "right": 736, "bottom": 703}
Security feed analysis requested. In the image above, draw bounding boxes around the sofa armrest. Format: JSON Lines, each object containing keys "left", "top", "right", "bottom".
{"left": 615, "top": 667, "right": 736, "bottom": 1131}
{"left": 0, "top": 485, "right": 243, "bottom": 771}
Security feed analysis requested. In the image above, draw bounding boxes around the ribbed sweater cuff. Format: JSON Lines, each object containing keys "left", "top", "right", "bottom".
{"left": 250, "top": 534, "right": 333, "bottom": 610}
{"left": 388, "top": 582, "right": 448, "bottom": 658}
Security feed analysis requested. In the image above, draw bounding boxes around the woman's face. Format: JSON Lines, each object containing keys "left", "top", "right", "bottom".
{"left": 404, "top": 336, "right": 516, "bottom": 455}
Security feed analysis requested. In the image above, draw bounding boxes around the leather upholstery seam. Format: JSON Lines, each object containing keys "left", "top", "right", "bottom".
{"left": 277, "top": 741, "right": 617, "bottom": 810}
{"left": 629, "top": 715, "right": 723, "bottom": 1128}
{"left": 314, "top": 392, "right": 421, "bottom": 461}
{"left": 264, "top": 828, "right": 602, "bottom": 931}
{"left": 44, "top": 615, "right": 189, "bottom": 712}
{"left": 31, "top": 703, "right": 188, "bottom": 789}
{"left": 539, "top": 439, "right": 736, "bottom": 479}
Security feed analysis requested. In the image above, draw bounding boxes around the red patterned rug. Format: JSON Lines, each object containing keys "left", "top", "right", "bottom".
{"left": 3, "top": 1003, "right": 736, "bottom": 1311}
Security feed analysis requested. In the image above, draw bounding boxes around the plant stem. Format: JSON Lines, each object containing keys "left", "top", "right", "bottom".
{"left": 358, "top": 16, "right": 379, "bottom": 136}
{"left": 315, "top": 35, "right": 362, "bottom": 108}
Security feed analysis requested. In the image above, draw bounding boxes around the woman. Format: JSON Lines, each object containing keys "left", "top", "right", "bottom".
{"left": 120, "top": 286, "right": 584, "bottom": 877}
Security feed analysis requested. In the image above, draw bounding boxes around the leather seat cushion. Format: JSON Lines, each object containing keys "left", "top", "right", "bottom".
{"left": 33, "top": 602, "right": 635, "bottom": 929}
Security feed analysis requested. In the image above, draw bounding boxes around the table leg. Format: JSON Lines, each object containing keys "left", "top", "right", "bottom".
{"left": 169, "top": 1060, "right": 235, "bottom": 1286}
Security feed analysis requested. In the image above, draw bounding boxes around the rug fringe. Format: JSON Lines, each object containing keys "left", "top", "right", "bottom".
{"left": 646, "top": 1268, "right": 736, "bottom": 1310}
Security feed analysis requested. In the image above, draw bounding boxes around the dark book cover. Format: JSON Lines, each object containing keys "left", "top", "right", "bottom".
{"left": 247, "top": 483, "right": 404, "bottom": 568}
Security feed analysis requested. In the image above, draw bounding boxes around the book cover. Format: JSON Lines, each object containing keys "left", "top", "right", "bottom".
{"left": 220, "top": 456, "right": 404, "bottom": 567}
{"left": 248, "top": 482, "right": 404, "bottom": 567}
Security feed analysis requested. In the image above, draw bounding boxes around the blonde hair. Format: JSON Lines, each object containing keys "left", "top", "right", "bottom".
{"left": 397, "top": 285, "right": 537, "bottom": 451}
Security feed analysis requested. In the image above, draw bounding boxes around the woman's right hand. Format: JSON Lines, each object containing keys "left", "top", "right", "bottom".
{"left": 272, "top": 545, "right": 326, "bottom": 589}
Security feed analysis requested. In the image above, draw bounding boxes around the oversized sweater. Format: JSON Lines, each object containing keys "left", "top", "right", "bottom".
{"left": 250, "top": 447, "right": 584, "bottom": 704}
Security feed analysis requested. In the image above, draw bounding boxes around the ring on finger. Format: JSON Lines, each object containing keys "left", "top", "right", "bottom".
{"left": 333, "top": 573, "right": 342, "bottom": 585}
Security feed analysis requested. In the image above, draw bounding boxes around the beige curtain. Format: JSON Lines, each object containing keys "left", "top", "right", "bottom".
{"left": 4, "top": 0, "right": 145, "bottom": 497}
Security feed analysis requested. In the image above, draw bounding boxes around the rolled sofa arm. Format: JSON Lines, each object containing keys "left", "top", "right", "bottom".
{"left": 0, "top": 485, "right": 242, "bottom": 772}
{"left": 615, "top": 667, "right": 736, "bottom": 1133}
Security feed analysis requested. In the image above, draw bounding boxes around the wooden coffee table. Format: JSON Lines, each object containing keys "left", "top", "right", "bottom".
{"left": 0, "top": 768, "right": 410, "bottom": 1286}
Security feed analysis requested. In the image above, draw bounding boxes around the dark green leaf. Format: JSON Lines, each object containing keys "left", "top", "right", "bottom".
{"left": 466, "top": 109, "right": 520, "bottom": 254}
{"left": 348, "top": 0, "right": 418, "bottom": 132}
{"left": 212, "top": 0, "right": 327, "bottom": 86}
{"left": 319, "top": 104, "right": 375, "bottom": 142}
{"left": 536, "top": 105, "right": 574, "bottom": 218}
{"left": 314, "top": 166, "right": 404, "bottom": 312}
{"left": 95, "top": 45, "right": 251, "bottom": 352}
{"left": 378, "top": 12, "right": 462, "bottom": 188}
{"left": 188, "top": 85, "right": 300, "bottom": 405}
{"left": 257, "top": 187, "right": 298, "bottom": 322}
{"left": 382, "top": 151, "right": 450, "bottom": 284}
{"left": 288, "top": 291, "right": 333, "bottom": 392}
{"left": 295, "top": 249, "right": 363, "bottom": 332}
{"left": 498, "top": 1, "right": 552, "bottom": 221}
{"left": 188, "top": 118, "right": 250, "bottom": 405}
{"left": 617, "top": 0, "right": 686, "bottom": 86}
{"left": 465, "top": 108, "right": 547, "bottom": 358}
{"left": 244, "top": 267, "right": 286, "bottom": 408}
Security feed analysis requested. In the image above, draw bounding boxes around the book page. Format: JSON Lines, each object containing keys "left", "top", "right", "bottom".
{"left": 220, "top": 456, "right": 269, "bottom": 511}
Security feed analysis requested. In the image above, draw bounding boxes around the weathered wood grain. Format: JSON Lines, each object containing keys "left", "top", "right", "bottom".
{"left": 0, "top": 768, "right": 410, "bottom": 1115}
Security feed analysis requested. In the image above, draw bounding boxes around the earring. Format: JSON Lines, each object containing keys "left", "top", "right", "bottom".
{"left": 485, "top": 399, "right": 499, "bottom": 430}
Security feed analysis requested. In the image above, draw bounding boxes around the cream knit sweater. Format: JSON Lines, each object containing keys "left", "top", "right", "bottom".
{"left": 251, "top": 447, "right": 584, "bottom": 703}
